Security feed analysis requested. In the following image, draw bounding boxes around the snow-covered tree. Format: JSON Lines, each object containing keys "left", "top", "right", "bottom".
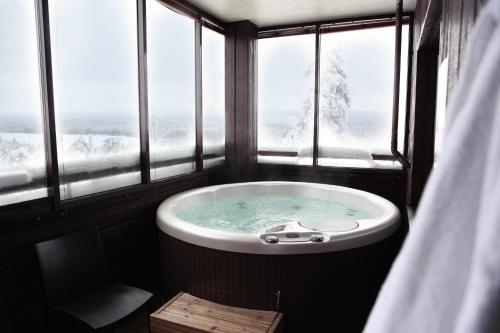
{"left": 0, "top": 136, "right": 34, "bottom": 165}
{"left": 70, "top": 135, "right": 96, "bottom": 156}
{"left": 287, "top": 49, "right": 351, "bottom": 146}
{"left": 101, "top": 137, "right": 125, "bottom": 153}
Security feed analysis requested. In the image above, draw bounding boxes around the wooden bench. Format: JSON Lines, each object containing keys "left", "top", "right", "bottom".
{"left": 150, "top": 292, "right": 284, "bottom": 333}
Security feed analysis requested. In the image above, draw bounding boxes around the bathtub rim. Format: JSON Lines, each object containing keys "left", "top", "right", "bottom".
{"left": 156, "top": 181, "right": 400, "bottom": 255}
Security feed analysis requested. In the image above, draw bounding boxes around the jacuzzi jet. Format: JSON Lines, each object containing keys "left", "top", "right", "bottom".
{"left": 310, "top": 234, "right": 324, "bottom": 242}
{"left": 264, "top": 235, "right": 280, "bottom": 244}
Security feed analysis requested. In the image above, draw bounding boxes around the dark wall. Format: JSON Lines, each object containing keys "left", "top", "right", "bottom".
{"left": 225, "top": 21, "right": 258, "bottom": 183}
{"left": 406, "top": 0, "right": 486, "bottom": 205}
{"left": 257, "top": 165, "right": 407, "bottom": 209}
{"left": 439, "top": 0, "right": 487, "bottom": 95}
{"left": 0, "top": 169, "right": 223, "bottom": 332}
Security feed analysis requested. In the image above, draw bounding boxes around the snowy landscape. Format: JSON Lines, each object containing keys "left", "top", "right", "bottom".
{"left": 0, "top": 112, "right": 224, "bottom": 193}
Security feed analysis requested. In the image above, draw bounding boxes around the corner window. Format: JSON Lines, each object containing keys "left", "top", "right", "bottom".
{"left": 147, "top": 0, "right": 196, "bottom": 180}
{"left": 0, "top": 1, "right": 47, "bottom": 205}
{"left": 49, "top": 0, "right": 141, "bottom": 199}
{"left": 257, "top": 24, "right": 409, "bottom": 169}
{"left": 318, "top": 25, "right": 409, "bottom": 168}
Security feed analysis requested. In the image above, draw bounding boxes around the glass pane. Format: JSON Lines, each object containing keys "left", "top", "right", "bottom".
{"left": 147, "top": 0, "right": 196, "bottom": 180}
{"left": 398, "top": 25, "right": 410, "bottom": 154}
{"left": 202, "top": 27, "right": 225, "bottom": 168}
{"left": 257, "top": 34, "right": 316, "bottom": 165}
{"left": 49, "top": 0, "right": 141, "bottom": 199}
{"left": 0, "top": 1, "right": 47, "bottom": 205}
{"left": 318, "top": 25, "right": 409, "bottom": 169}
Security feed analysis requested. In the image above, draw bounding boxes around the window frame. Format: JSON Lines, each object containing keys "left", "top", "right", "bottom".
{"left": 0, "top": 0, "right": 226, "bottom": 212}
{"left": 257, "top": 14, "right": 414, "bottom": 169}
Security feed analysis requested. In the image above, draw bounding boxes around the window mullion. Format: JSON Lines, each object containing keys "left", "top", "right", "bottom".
{"left": 137, "top": 0, "right": 151, "bottom": 183}
{"left": 195, "top": 21, "right": 203, "bottom": 171}
{"left": 35, "top": 0, "right": 61, "bottom": 210}
{"left": 312, "top": 26, "right": 321, "bottom": 167}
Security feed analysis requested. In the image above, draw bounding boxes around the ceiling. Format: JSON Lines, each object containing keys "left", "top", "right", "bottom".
{"left": 186, "top": 0, "right": 417, "bottom": 28}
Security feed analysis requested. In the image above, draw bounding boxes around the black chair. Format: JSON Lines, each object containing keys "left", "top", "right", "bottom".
{"left": 35, "top": 228, "right": 153, "bottom": 332}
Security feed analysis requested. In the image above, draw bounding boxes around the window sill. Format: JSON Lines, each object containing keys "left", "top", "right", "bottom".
{"left": 0, "top": 165, "right": 224, "bottom": 213}
{"left": 257, "top": 155, "right": 402, "bottom": 170}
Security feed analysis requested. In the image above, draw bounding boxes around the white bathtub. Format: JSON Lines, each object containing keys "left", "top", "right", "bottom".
{"left": 156, "top": 181, "right": 400, "bottom": 255}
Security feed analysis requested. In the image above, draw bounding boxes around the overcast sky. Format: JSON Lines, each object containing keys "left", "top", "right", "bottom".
{"left": 1, "top": 0, "right": 223, "bottom": 120}
{"left": 0, "top": 0, "right": 43, "bottom": 117}
{"left": 1, "top": 0, "right": 406, "bottom": 123}
{"left": 258, "top": 25, "right": 409, "bottom": 121}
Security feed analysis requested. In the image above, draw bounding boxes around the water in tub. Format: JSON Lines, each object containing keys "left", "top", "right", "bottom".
{"left": 176, "top": 196, "right": 372, "bottom": 233}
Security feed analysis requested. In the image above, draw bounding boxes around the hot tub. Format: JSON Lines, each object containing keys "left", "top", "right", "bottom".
{"left": 157, "top": 181, "right": 399, "bottom": 254}
{"left": 157, "top": 181, "right": 402, "bottom": 332}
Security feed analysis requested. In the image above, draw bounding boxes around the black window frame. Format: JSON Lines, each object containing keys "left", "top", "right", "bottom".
{"left": 0, "top": 0, "right": 226, "bottom": 213}
{"left": 256, "top": 13, "right": 414, "bottom": 169}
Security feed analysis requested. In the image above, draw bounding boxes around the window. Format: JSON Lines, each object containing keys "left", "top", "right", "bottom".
{"left": 257, "top": 23, "right": 410, "bottom": 169}
{"left": 49, "top": 0, "right": 141, "bottom": 199}
{"left": 318, "top": 25, "right": 409, "bottom": 168}
{"left": 258, "top": 34, "right": 316, "bottom": 165}
{"left": 202, "top": 26, "right": 225, "bottom": 168}
{"left": 0, "top": 1, "right": 47, "bottom": 205}
{"left": 147, "top": 0, "right": 196, "bottom": 180}
{"left": 1, "top": 0, "right": 225, "bottom": 208}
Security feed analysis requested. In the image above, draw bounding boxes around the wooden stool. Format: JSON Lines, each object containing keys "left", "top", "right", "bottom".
{"left": 150, "top": 292, "right": 283, "bottom": 333}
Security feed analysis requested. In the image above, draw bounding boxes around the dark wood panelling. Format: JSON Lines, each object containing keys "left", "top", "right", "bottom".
{"left": 406, "top": 0, "right": 486, "bottom": 205}
{"left": 225, "top": 21, "right": 258, "bottom": 182}
{"left": 257, "top": 165, "right": 407, "bottom": 209}
{"left": 406, "top": 47, "right": 438, "bottom": 205}
{"left": 224, "top": 23, "right": 237, "bottom": 181}
{"left": 159, "top": 230, "right": 404, "bottom": 333}
{"left": 0, "top": 169, "right": 223, "bottom": 332}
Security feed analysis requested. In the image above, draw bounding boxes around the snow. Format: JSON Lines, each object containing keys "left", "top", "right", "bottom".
{"left": 0, "top": 170, "right": 33, "bottom": 188}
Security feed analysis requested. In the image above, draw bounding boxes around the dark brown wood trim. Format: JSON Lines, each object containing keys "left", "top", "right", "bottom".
{"left": 195, "top": 21, "right": 203, "bottom": 171}
{"left": 390, "top": 0, "right": 411, "bottom": 168}
{"left": 35, "top": 0, "right": 61, "bottom": 210}
{"left": 0, "top": 165, "right": 223, "bottom": 217}
{"left": 258, "top": 151, "right": 298, "bottom": 157}
{"left": 258, "top": 151, "right": 397, "bottom": 161}
{"left": 406, "top": 47, "right": 438, "bottom": 206}
{"left": 403, "top": 14, "right": 415, "bottom": 158}
{"left": 137, "top": 0, "right": 151, "bottom": 183}
{"left": 225, "top": 24, "right": 236, "bottom": 181}
{"left": 258, "top": 163, "right": 404, "bottom": 175}
{"left": 225, "top": 21, "right": 258, "bottom": 182}
{"left": 320, "top": 19, "right": 410, "bottom": 34}
{"left": 258, "top": 13, "right": 412, "bottom": 38}
{"left": 201, "top": 17, "right": 225, "bottom": 35}
{"left": 312, "top": 26, "right": 321, "bottom": 167}
{"left": 59, "top": 167, "right": 223, "bottom": 210}
{"left": 156, "top": 0, "right": 226, "bottom": 32}
{"left": 0, "top": 197, "right": 50, "bottom": 216}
